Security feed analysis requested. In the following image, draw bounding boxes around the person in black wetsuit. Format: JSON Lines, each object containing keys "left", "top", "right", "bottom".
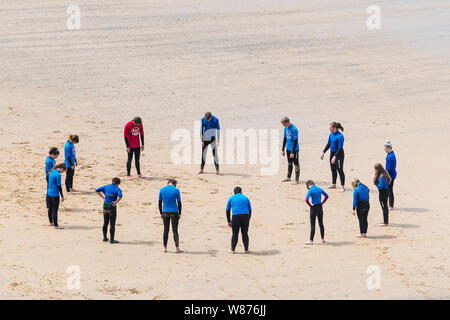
{"left": 159, "top": 179, "right": 183, "bottom": 253}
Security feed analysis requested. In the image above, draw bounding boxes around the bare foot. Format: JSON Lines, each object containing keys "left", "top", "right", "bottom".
{"left": 304, "top": 241, "right": 313, "bottom": 245}
{"left": 176, "top": 248, "right": 183, "bottom": 253}
{"left": 229, "top": 250, "right": 235, "bottom": 254}
{"left": 327, "top": 184, "right": 337, "bottom": 189}
{"left": 138, "top": 174, "right": 144, "bottom": 178}
{"left": 163, "top": 247, "right": 167, "bottom": 253}
{"left": 322, "top": 239, "right": 326, "bottom": 244}
{"left": 245, "top": 250, "right": 250, "bottom": 254}
{"left": 389, "top": 207, "right": 394, "bottom": 211}
{"left": 281, "top": 178, "right": 291, "bottom": 182}
{"left": 216, "top": 171, "right": 223, "bottom": 176}
{"left": 54, "top": 226, "right": 64, "bottom": 229}
{"left": 356, "top": 234, "right": 363, "bottom": 237}
{"left": 379, "top": 223, "right": 388, "bottom": 227}
{"left": 292, "top": 180, "right": 299, "bottom": 185}
{"left": 197, "top": 170, "right": 204, "bottom": 174}
{"left": 339, "top": 186, "right": 345, "bottom": 192}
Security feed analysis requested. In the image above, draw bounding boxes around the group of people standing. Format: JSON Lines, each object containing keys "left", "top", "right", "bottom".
{"left": 44, "top": 113, "right": 397, "bottom": 251}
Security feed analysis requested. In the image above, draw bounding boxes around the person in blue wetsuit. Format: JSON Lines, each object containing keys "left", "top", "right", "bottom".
{"left": 374, "top": 163, "right": 392, "bottom": 226}
{"left": 305, "top": 180, "right": 329, "bottom": 245}
{"left": 64, "top": 134, "right": 79, "bottom": 192}
{"left": 281, "top": 117, "right": 300, "bottom": 184}
{"left": 226, "top": 187, "right": 252, "bottom": 253}
{"left": 45, "top": 147, "right": 60, "bottom": 210}
{"left": 159, "top": 179, "right": 183, "bottom": 253}
{"left": 321, "top": 122, "right": 345, "bottom": 192}
{"left": 199, "top": 112, "right": 222, "bottom": 175}
{"left": 384, "top": 141, "right": 397, "bottom": 210}
{"left": 352, "top": 179, "right": 370, "bottom": 238}
{"left": 96, "top": 177, "right": 123, "bottom": 244}
{"left": 47, "top": 163, "right": 66, "bottom": 228}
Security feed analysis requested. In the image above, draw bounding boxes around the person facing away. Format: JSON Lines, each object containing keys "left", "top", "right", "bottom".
{"left": 384, "top": 140, "right": 397, "bottom": 210}
{"left": 226, "top": 187, "right": 252, "bottom": 254}
{"left": 45, "top": 147, "right": 60, "bottom": 210}
{"left": 352, "top": 179, "right": 370, "bottom": 238}
{"left": 47, "top": 163, "right": 66, "bottom": 228}
{"left": 305, "top": 180, "right": 329, "bottom": 245}
{"left": 158, "top": 179, "right": 183, "bottom": 253}
{"left": 64, "top": 134, "right": 79, "bottom": 192}
{"left": 373, "top": 163, "right": 392, "bottom": 227}
{"left": 124, "top": 116, "right": 144, "bottom": 178}
{"left": 198, "top": 112, "right": 222, "bottom": 175}
{"left": 96, "top": 177, "right": 123, "bottom": 244}
{"left": 321, "top": 122, "right": 345, "bottom": 192}
{"left": 281, "top": 116, "right": 300, "bottom": 185}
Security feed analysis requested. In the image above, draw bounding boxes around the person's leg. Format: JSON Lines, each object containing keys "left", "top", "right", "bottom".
{"left": 65, "top": 167, "right": 73, "bottom": 192}
{"left": 241, "top": 215, "right": 250, "bottom": 252}
{"left": 109, "top": 206, "right": 117, "bottom": 242}
{"left": 293, "top": 151, "right": 300, "bottom": 182}
{"left": 317, "top": 205, "right": 325, "bottom": 240}
{"left": 356, "top": 208, "right": 364, "bottom": 235}
{"left": 336, "top": 154, "right": 345, "bottom": 187}
{"left": 52, "top": 197, "right": 60, "bottom": 227}
{"left": 126, "top": 149, "right": 133, "bottom": 176}
{"left": 200, "top": 141, "right": 211, "bottom": 171}
{"left": 170, "top": 214, "right": 181, "bottom": 252}
{"left": 47, "top": 196, "right": 54, "bottom": 224}
{"left": 103, "top": 210, "right": 110, "bottom": 241}
{"left": 363, "top": 207, "right": 369, "bottom": 234}
{"left": 388, "top": 179, "right": 395, "bottom": 208}
{"left": 162, "top": 214, "right": 170, "bottom": 249}
{"left": 287, "top": 151, "right": 294, "bottom": 179}
{"left": 134, "top": 148, "right": 141, "bottom": 175}
{"left": 330, "top": 152, "right": 337, "bottom": 185}
{"left": 381, "top": 190, "right": 389, "bottom": 224}
{"left": 210, "top": 139, "right": 220, "bottom": 172}
{"left": 231, "top": 215, "right": 240, "bottom": 252}
{"left": 309, "top": 207, "right": 316, "bottom": 241}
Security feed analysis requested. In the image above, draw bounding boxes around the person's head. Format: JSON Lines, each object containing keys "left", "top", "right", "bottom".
{"left": 204, "top": 112, "right": 212, "bottom": 121}
{"left": 281, "top": 116, "right": 291, "bottom": 127}
{"left": 234, "top": 186, "right": 242, "bottom": 194}
{"left": 305, "top": 180, "right": 315, "bottom": 190}
{"left": 167, "top": 179, "right": 177, "bottom": 187}
{"left": 133, "top": 116, "right": 142, "bottom": 126}
{"left": 374, "top": 163, "right": 391, "bottom": 183}
{"left": 329, "top": 122, "right": 344, "bottom": 133}
{"left": 48, "top": 147, "right": 60, "bottom": 159}
{"left": 69, "top": 134, "right": 79, "bottom": 144}
{"left": 112, "top": 177, "right": 121, "bottom": 186}
{"left": 351, "top": 178, "right": 361, "bottom": 190}
{"left": 384, "top": 140, "right": 393, "bottom": 154}
{"left": 54, "top": 163, "right": 67, "bottom": 173}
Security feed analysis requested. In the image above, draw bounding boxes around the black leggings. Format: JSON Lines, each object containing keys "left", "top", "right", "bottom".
{"left": 103, "top": 204, "right": 117, "bottom": 241}
{"left": 330, "top": 151, "right": 345, "bottom": 186}
{"left": 127, "top": 147, "right": 141, "bottom": 175}
{"left": 287, "top": 150, "right": 300, "bottom": 181}
{"left": 231, "top": 214, "right": 250, "bottom": 251}
{"left": 65, "top": 167, "right": 75, "bottom": 192}
{"left": 201, "top": 138, "right": 219, "bottom": 170}
{"left": 46, "top": 175, "right": 50, "bottom": 209}
{"left": 162, "top": 213, "right": 180, "bottom": 247}
{"left": 310, "top": 204, "right": 324, "bottom": 241}
{"left": 48, "top": 196, "right": 60, "bottom": 226}
{"left": 388, "top": 179, "right": 395, "bottom": 208}
{"left": 356, "top": 200, "right": 370, "bottom": 234}
{"left": 379, "top": 189, "right": 389, "bottom": 224}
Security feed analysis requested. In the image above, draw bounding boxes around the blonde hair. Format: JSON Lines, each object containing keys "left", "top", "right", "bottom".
{"left": 281, "top": 116, "right": 290, "bottom": 124}
{"left": 351, "top": 179, "right": 360, "bottom": 189}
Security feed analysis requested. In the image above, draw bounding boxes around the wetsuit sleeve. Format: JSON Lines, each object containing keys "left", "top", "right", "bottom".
{"left": 200, "top": 119, "right": 205, "bottom": 141}
{"left": 323, "top": 135, "right": 331, "bottom": 153}
{"left": 58, "top": 186, "right": 64, "bottom": 198}
{"left": 305, "top": 189, "right": 312, "bottom": 207}
{"left": 177, "top": 202, "right": 182, "bottom": 215}
{"left": 248, "top": 199, "right": 252, "bottom": 213}
{"left": 216, "top": 118, "right": 220, "bottom": 143}
{"left": 226, "top": 209, "right": 231, "bottom": 223}
{"left": 140, "top": 135, "right": 144, "bottom": 146}
{"left": 292, "top": 128, "right": 299, "bottom": 150}
{"left": 282, "top": 137, "right": 287, "bottom": 152}
{"left": 96, "top": 186, "right": 105, "bottom": 193}
{"left": 334, "top": 134, "right": 344, "bottom": 157}
{"left": 249, "top": 210, "right": 252, "bottom": 220}
{"left": 353, "top": 189, "right": 358, "bottom": 210}
{"left": 65, "top": 144, "right": 74, "bottom": 166}
{"left": 117, "top": 188, "right": 123, "bottom": 198}
{"left": 226, "top": 198, "right": 232, "bottom": 211}
{"left": 158, "top": 200, "right": 163, "bottom": 215}
{"left": 177, "top": 190, "right": 182, "bottom": 215}
{"left": 322, "top": 193, "right": 329, "bottom": 205}
{"left": 124, "top": 137, "right": 130, "bottom": 147}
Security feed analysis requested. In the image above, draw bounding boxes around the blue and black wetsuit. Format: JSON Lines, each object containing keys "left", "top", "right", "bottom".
{"left": 64, "top": 140, "right": 77, "bottom": 192}
{"left": 323, "top": 131, "right": 345, "bottom": 185}
{"left": 96, "top": 184, "right": 123, "bottom": 242}
{"left": 282, "top": 124, "right": 300, "bottom": 181}
{"left": 376, "top": 174, "right": 389, "bottom": 224}
{"left": 353, "top": 183, "right": 370, "bottom": 234}
{"left": 159, "top": 184, "right": 182, "bottom": 247}
{"left": 226, "top": 193, "right": 252, "bottom": 251}
{"left": 200, "top": 116, "right": 220, "bottom": 171}
{"left": 385, "top": 151, "right": 397, "bottom": 208}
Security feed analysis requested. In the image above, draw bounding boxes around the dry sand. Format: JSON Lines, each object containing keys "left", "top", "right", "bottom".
{"left": 0, "top": 0, "right": 449, "bottom": 299}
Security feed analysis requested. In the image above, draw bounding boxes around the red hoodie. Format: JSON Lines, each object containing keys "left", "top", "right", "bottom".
{"left": 124, "top": 120, "right": 144, "bottom": 148}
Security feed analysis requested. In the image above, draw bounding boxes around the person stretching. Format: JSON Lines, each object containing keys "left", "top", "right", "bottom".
{"left": 96, "top": 177, "right": 123, "bottom": 244}
{"left": 305, "top": 180, "right": 329, "bottom": 244}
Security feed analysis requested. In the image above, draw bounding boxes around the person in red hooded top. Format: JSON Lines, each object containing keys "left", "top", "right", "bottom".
{"left": 124, "top": 116, "right": 144, "bottom": 177}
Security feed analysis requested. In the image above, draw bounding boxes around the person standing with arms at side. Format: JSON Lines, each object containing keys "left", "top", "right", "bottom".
{"left": 96, "top": 177, "right": 123, "bottom": 244}
{"left": 198, "top": 112, "right": 222, "bottom": 175}
{"left": 124, "top": 116, "right": 144, "bottom": 178}
{"left": 64, "top": 135, "right": 79, "bottom": 193}
{"left": 384, "top": 141, "right": 397, "bottom": 210}
{"left": 321, "top": 122, "right": 345, "bottom": 192}
{"left": 159, "top": 179, "right": 183, "bottom": 253}
{"left": 47, "top": 163, "right": 66, "bottom": 228}
{"left": 226, "top": 187, "right": 252, "bottom": 254}
{"left": 281, "top": 117, "right": 300, "bottom": 184}
{"left": 45, "top": 147, "right": 60, "bottom": 210}
{"left": 352, "top": 179, "right": 370, "bottom": 238}
{"left": 305, "top": 180, "right": 329, "bottom": 245}
{"left": 374, "top": 163, "right": 391, "bottom": 227}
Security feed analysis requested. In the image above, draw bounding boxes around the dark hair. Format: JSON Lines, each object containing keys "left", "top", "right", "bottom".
{"left": 168, "top": 179, "right": 177, "bottom": 186}
{"left": 305, "top": 180, "right": 315, "bottom": 188}
{"left": 49, "top": 163, "right": 67, "bottom": 174}
{"left": 374, "top": 163, "right": 392, "bottom": 184}
{"left": 133, "top": 116, "right": 142, "bottom": 124}
{"left": 204, "top": 112, "right": 212, "bottom": 120}
{"left": 112, "top": 177, "right": 121, "bottom": 185}
{"left": 69, "top": 134, "right": 79, "bottom": 143}
{"left": 330, "top": 122, "right": 344, "bottom": 132}
{"left": 234, "top": 186, "right": 242, "bottom": 194}
{"left": 49, "top": 147, "right": 60, "bottom": 156}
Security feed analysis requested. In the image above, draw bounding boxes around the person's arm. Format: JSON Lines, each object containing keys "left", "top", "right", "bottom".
{"left": 248, "top": 210, "right": 252, "bottom": 221}
{"left": 226, "top": 198, "right": 232, "bottom": 224}
{"left": 158, "top": 191, "right": 163, "bottom": 215}
{"left": 216, "top": 118, "right": 220, "bottom": 143}
{"left": 282, "top": 137, "right": 287, "bottom": 152}
{"left": 124, "top": 123, "right": 130, "bottom": 149}
{"left": 177, "top": 191, "right": 182, "bottom": 215}
{"left": 321, "top": 191, "right": 329, "bottom": 205}
{"left": 323, "top": 135, "right": 331, "bottom": 154}
{"left": 353, "top": 189, "right": 358, "bottom": 211}
{"left": 124, "top": 137, "right": 130, "bottom": 148}
{"left": 66, "top": 146, "right": 74, "bottom": 167}
{"left": 335, "top": 134, "right": 344, "bottom": 158}
{"left": 248, "top": 200, "right": 252, "bottom": 220}
{"left": 200, "top": 119, "right": 205, "bottom": 141}
{"left": 57, "top": 175, "right": 64, "bottom": 200}
{"left": 140, "top": 125, "right": 145, "bottom": 150}
{"left": 292, "top": 128, "right": 299, "bottom": 151}
{"left": 113, "top": 190, "right": 123, "bottom": 206}
{"left": 305, "top": 197, "right": 313, "bottom": 208}
{"left": 96, "top": 186, "right": 105, "bottom": 199}
{"left": 140, "top": 135, "right": 144, "bottom": 146}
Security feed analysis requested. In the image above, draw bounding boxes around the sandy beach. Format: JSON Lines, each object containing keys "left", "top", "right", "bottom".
{"left": 0, "top": 0, "right": 449, "bottom": 299}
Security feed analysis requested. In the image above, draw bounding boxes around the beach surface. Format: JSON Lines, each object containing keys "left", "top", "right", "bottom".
{"left": 0, "top": 0, "right": 449, "bottom": 299}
